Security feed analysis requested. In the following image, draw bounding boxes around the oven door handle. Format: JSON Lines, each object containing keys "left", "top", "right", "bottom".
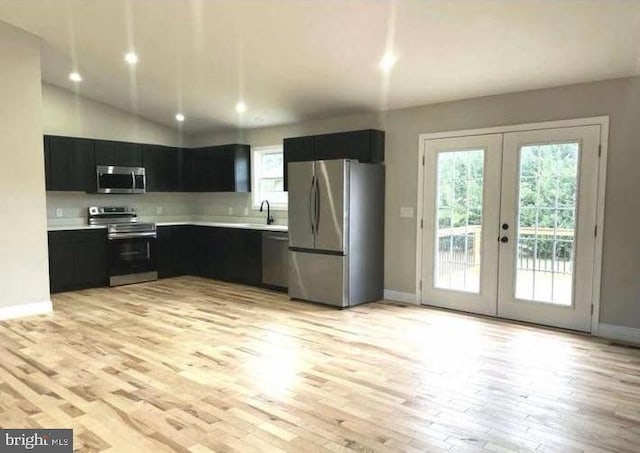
{"left": 108, "top": 232, "right": 157, "bottom": 240}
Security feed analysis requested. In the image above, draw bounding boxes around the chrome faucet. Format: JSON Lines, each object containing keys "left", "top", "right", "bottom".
{"left": 260, "top": 200, "right": 274, "bottom": 225}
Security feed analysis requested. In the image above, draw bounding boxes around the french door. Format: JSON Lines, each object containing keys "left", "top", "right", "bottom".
{"left": 420, "top": 125, "right": 601, "bottom": 332}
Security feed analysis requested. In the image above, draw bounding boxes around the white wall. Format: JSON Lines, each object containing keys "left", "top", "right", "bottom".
{"left": 0, "top": 21, "right": 50, "bottom": 315}
{"left": 42, "top": 85, "right": 289, "bottom": 226}
{"left": 43, "top": 84, "right": 197, "bottom": 224}
{"left": 191, "top": 76, "right": 640, "bottom": 331}
{"left": 42, "top": 83, "right": 185, "bottom": 146}
{"left": 193, "top": 192, "right": 288, "bottom": 224}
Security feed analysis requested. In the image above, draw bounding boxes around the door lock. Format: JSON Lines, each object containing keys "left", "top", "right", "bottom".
{"left": 500, "top": 236, "right": 509, "bottom": 243}
{"left": 501, "top": 223, "right": 509, "bottom": 230}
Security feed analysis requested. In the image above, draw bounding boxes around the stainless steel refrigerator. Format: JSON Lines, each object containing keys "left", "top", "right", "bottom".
{"left": 288, "top": 159, "right": 384, "bottom": 307}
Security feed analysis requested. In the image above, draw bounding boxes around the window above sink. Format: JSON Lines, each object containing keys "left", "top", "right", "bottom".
{"left": 251, "top": 145, "right": 287, "bottom": 211}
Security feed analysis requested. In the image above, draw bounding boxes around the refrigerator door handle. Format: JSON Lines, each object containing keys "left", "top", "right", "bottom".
{"left": 315, "top": 177, "right": 320, "bottom": 233}
{"left": 309, "top": 175, "right": 316, "bottom": 235}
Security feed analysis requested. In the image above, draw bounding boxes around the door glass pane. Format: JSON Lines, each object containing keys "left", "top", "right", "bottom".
{"left": 434, "top": 150, "right": 484, "bottom": 293}
{"left": 516, "top": 143, "right": 579, "bottom": 305}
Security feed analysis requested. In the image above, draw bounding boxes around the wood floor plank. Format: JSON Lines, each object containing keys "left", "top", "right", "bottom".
{"left": 0, "top": 276, "right": 639, "bottom": 452}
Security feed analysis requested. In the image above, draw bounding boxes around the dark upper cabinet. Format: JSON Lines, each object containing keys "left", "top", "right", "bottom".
{"left": 44, "top": 136, "right": 95, "bottom": 191}
{"left": 283, "top": 129, "right": 384, "bottom": 190}
{"left": 94, "top": 139, "right": 143, "bottom": 167}
{"left": 283, "top": 136, "right": 314, "bottom": 191}
{"left": 48, "top": 229, "right": 108, "bottom": 293}
{"left": 183, "top": 148, "right": 215, "bottom": 192}
{"left": 143, "top": 145, "right": 182, "bottom": 192}
{"left": 314, "top": 129, "right": 385, "bottom": 162}
{"left": 43, "top": 135, "right": 251, "bottom": 193}
{"left": 183, "top": 144, "right": 250, "bottom": 192}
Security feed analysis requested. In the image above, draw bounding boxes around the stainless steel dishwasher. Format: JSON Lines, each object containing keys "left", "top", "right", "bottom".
{"left": 262, "top": 231, "right": 289, "bottom": 289}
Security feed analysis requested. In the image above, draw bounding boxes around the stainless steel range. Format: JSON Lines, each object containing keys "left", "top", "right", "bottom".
{"left": 88, "top": 206, "right": 157, "bottom": 286}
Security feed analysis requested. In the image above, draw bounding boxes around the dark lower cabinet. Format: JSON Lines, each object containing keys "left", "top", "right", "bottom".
{"left": 49, "top": 225, "right": 265, "bottom": 293}
{"left": 48, "top": 230, "right": 108, "bottom": 293}
{"left": 162, "top": 226, "right": 262, "bottom": 286}
{"left": 226, "top": 229, "right": 262, "bottom": 286}
{"left": 195, "top": 227, "right": 228, "bottom": 280}
{"left": 157, "top": 225, "right": 196, "bottom": 278}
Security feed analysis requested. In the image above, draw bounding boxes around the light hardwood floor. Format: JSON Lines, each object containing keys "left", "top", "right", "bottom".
{"left": 0, "top": 276, "right": 639, "bottom": 452}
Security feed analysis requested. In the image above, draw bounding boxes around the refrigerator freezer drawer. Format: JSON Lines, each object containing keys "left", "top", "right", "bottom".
{"left": 288, "top": 250, "right": 347, "bottom": 307}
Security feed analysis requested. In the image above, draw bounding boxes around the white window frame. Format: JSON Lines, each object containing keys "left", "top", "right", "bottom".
{"left": 251, "top": 145, "right": 287, "bottom": 210}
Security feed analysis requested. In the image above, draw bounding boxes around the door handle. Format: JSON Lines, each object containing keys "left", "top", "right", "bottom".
{"left": 131, "top": 171, "right": 136, "bottom": 190}
{"left": 315, "top": 177, "right": 320, "bottom": 233}
{"left": 500, "top": 236, "right": 509, "bottom": 243}
{"left": 309, "top": 175, "right": 316, "bottom": 235}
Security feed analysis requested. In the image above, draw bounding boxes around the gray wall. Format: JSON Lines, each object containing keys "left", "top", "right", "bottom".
{"left": 0, "top": 22, "right": 49, "bottom": 309}
{"left": 191, "top": 76, "right": 640, "bottom": 330}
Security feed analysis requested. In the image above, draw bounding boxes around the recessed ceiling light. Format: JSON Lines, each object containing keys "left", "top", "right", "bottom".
{"left": 69, "top": 72, "right": 83, "bottom": 82}
{"left": 124, "top": 52, "right": 139, "bottom": 65}
{"left": 175, "top": 113, "right": 185, "bottom": 122}
{"left": 235, "top": 101, "right": 247, "bottom": 114}
{"left": 379, "top": 53, "right": 397, "bottom": 72}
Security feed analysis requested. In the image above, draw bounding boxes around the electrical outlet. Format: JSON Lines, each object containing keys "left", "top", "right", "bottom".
{"left": 400, "top": 207, "right": 414, "bottom": 218}
{"left": 55, "top": 208, "right": 64, "bottom": 218}
{"left": 228, "top": 207, "right": 234, "bottom": 215}
{"left": 156, "top": 206, "right": 163, "bottom": 215}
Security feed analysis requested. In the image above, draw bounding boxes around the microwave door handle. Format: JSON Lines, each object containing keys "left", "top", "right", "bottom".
{"left": 131, "top": 171, "right": 136, "bottom": 190}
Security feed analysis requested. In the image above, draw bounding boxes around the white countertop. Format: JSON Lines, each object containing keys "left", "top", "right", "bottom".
{"left": 47, "top": 224, "right": 107, "bottom": 231}
{"left": 48, "top": 221, "right": 287, "bottom": 232}
{"left": 156, "top": 221, "right": 288, "bottom": 232}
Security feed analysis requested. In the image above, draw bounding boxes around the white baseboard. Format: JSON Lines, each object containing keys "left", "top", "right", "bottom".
{"left": 383, "top": 289, "right": 418, "bottom": 304}
{"left": 0, "top": 300, "right": 53, "bottom": 321}
{"left": 598, "top": 323, "right": 640, "bottom": 345}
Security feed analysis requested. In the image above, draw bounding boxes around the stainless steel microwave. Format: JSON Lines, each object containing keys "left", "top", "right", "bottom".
{"left": 96, "top": 166, "right": 146, "bottom": 194}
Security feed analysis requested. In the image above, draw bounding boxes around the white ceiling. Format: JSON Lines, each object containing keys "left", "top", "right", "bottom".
{"left": 1, "top": 0, "right": 639, "bottom": 133}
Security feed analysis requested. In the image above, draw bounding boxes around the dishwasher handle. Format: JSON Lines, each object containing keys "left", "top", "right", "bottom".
{"left": 264, "top": 235, "right": 289, "bottom": 241}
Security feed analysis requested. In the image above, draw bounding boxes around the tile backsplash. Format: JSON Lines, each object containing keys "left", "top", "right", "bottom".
{"left": 46, "top": 192, "right": 288, "bottom": 226}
